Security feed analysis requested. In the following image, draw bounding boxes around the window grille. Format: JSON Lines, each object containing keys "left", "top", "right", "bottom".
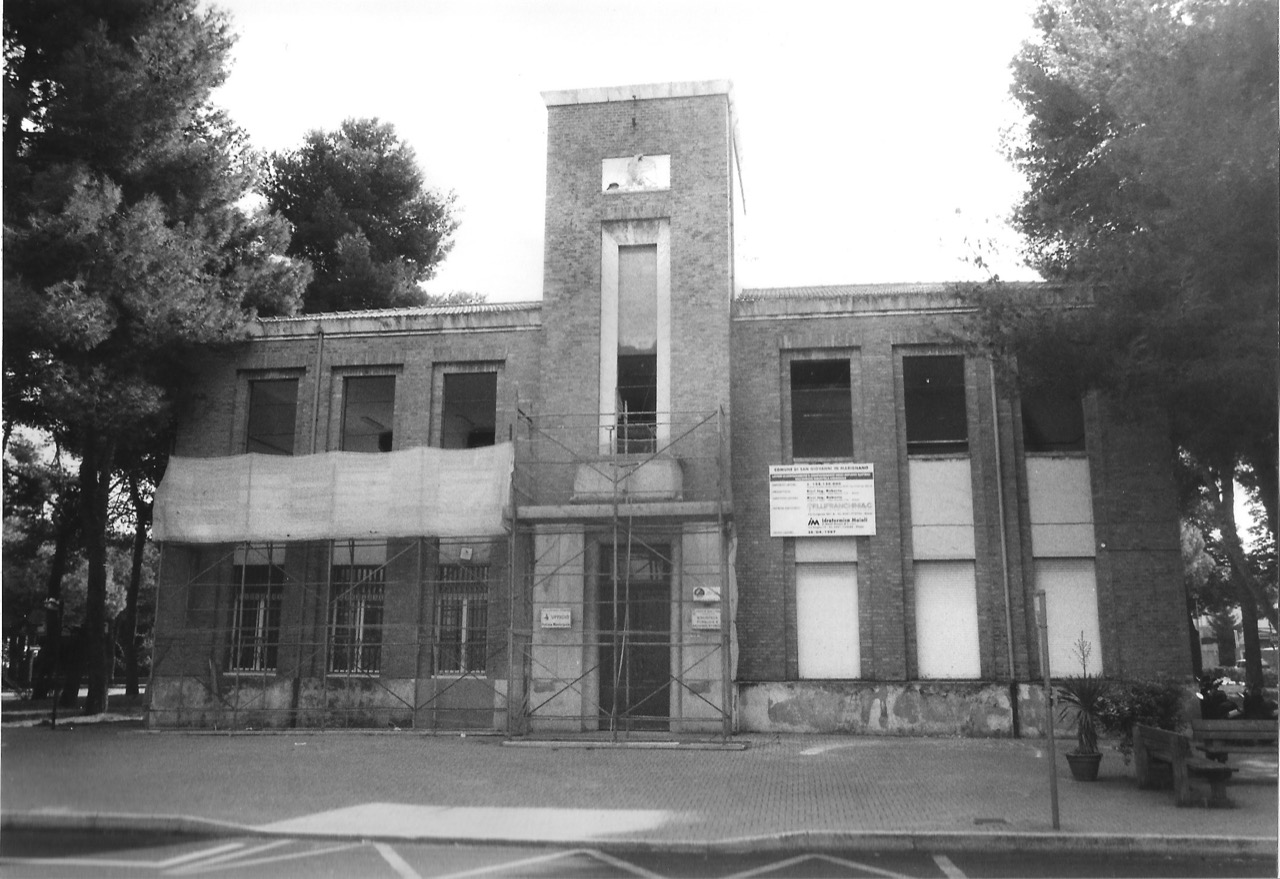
{"left": 229, "top": 565, "right": 284, "bottom": 672}
{"left": 328, "top": 565, "right": 386, "bottom": 674}
{"left": 435, "top": 564, "right": 489, "bottom": 675}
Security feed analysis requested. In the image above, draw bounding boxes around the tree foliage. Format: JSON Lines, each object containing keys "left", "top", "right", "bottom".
{"left": 3, "top": 0, "right": 310, "bottom": 712}
{"left": 264, "top": 118, "right": 461, "bottom": 313}
{"left": 961, "top": 0, "right": 1278, "bottom": 682}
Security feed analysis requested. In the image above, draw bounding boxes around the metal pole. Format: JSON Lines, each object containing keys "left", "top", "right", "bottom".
{"left": 717, "top": 406, "right": 732, "bottom": 741}
{"left": 1036, "top": 590, "right": 1060, "bottom": 830}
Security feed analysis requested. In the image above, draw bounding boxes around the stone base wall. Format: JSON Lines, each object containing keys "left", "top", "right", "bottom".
{"left": 148, "top": 676, "right": 502, "bottom": 730}
{"left": 736, "top": 680, "right": 1019, "bottom": 737}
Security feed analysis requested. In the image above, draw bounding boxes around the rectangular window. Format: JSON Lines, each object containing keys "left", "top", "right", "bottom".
{"left": 342, "top": 375, "right": 395, "bottom": 452}
{"left": 434, "top": 564, "right": 490, "bottom": 675}
{"left": 791, "top": 360, "right": 853, "bottom": 459}
{"left": 904, "top": 355, "right": 967, "bottom": 455}
{"left": 915, "top": 560, "right": 981, "bottom": 678}
{"left": 441, "top": 372, "right": 498, "bottom": 449}
{"left": 246, "top": 378, "right": 299, "bottom": 455}
{"left": 617, "top": 244, "right": 658, "bottom": 454}
{"left": 1022, "top": 388, "right": 1086, "bottom": 453}
{"left": 228, "top": 561, "right": 284, "bottom": 672}
{"left": 328, "top": 558, "right": 386, "bottom": 674}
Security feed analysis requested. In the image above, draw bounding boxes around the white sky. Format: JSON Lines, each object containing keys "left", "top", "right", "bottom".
{"left": 210, "top": 0, "right": 1043, "bottom": 302}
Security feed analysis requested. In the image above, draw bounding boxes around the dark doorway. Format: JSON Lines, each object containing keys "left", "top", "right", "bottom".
{"left": 597, "top": 543, "right": 671, "bottom": 731}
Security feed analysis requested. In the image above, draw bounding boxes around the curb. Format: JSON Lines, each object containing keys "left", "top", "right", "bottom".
{"left": 4, "top": 811, "right": 1276, "bottom": 859}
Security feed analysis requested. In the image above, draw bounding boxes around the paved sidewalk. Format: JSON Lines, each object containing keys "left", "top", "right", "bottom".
{"left": 1, "top": 719, "right": 1276, "bottom": 857}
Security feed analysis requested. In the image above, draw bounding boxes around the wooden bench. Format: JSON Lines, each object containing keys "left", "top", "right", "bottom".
{"left": 1132, "top": 724, "right": 1236, "bottom": 807}
{"left": 1191, "top": 718, "right": 1278, "bottom": 763}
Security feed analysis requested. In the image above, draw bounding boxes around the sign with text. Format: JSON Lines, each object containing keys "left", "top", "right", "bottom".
{"left": 540, "top": 608, "right": 572, "bottom": 629}
{"left": 768, "top": 463, "right": 876, "bottom": 537}
{"left": 691, "top": 608, "right": 722, "bottom": 631}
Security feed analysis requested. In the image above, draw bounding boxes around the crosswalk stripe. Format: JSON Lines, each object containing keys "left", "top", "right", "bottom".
{"left": 933, "top": 853, "right": 968, "bottom": 878}
{"left": 375, "top": 842, "right": 423, "bottom": 879}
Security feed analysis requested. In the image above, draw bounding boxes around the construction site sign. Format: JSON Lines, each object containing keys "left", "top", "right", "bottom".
{"left": 768, "top": 463, "right": 876, "bottom": 537}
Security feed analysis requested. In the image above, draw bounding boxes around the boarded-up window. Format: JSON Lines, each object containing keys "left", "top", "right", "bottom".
{"left": 796, "top": 563, "right": 859, "bottom": 678}
{"left": 1036, "top": 558, "right": 1101, "bottom": 675}
{"left": 246, "top": 379, "right": 298, "bottom": 455}
{"left": 915, "top": 560, "right": 981, "bottom": 678}
{"left": 1022, "top": 388, "right": 1086, "bottom": 453}
{"left": 791, "top": 360, "right": 853, "bottom": 459}
{"left": 342, "top": 375, "right": 395, "bottom": 453}
{"left": 442, "top": 372, "right": 498, "bottom": 449}
{"left": 904, "top": 355, "right": 967, "bottom": 455}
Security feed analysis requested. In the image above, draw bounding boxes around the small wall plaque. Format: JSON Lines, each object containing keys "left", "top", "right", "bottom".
{"left": 540, "top": 608, "right": 572, "bottom": 629}
{"left": 691, "top": 608, "right": 721, "bottom": 631}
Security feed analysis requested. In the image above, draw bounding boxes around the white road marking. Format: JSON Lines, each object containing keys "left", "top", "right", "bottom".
{"left": 934, "top": 853, "right": 968, "bottom": 878}
{"left": 157, "top": 842, "right": 246, "bottom": 868}
{"left": 586, "top": 849, "right": 668, "bottom": 878}
{"left": 1, "top": 856, "right": 167, "bottom": 869}
{"left": 375, "top": 841, "right": 423, "bottom": 879}
{"left": 166, "top": 839, "right": 290, "bottom": 874}
{"left": 432, "top": 848, "right": 597, "bottom": 879}
{"left": 171, "top": 842, "right": 361, "bottom": 875}
{"left": 723, "top": 853, "right": 914, "bottom": 879}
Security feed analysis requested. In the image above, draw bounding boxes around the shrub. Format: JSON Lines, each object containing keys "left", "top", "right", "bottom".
{"left": 1099, "top": 678, "right": 1191, "bottom": 764}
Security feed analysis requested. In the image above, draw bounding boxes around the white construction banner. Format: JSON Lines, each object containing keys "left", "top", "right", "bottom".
{"left": 768, "top": 463, "right": 876, "bottom": 537}
{"left": 154, "top": 443, "right": 514, "bottom": 543}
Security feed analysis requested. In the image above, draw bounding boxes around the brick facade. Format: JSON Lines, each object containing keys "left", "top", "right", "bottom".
{"left": 153, "top": 82, "right": 1190, "bottom": 734}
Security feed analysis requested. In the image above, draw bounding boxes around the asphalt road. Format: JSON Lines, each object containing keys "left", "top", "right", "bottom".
{"left": 1, "top": 831, "right": 1274, "bottom": 879}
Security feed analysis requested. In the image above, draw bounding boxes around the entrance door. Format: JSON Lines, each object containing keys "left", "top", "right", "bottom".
{"left": 597, "top": 543, "right": 670, "bottom": 731}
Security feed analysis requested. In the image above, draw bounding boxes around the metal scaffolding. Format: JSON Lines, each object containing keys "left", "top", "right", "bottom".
{"left": 149, "top": 535, "right": 510, "bottom": 730}
{"left": 509, "top": 406, "right": 733, "bottom": 740}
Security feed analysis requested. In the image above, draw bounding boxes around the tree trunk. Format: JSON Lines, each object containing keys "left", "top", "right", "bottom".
{"left": 123, "top": 475, "right": 148, "bottom": 697}
{"left": 32, "top": 519, "right": 74, "bottom": 701}
{"left": 79, "top": 443, "right": 115, "bottom": 716}
{"left": 1216, "top": 474, "right": 1270, "bottom": 689}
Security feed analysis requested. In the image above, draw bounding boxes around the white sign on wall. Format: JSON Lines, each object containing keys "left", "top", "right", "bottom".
{"left": 540, "top": 608, "right": 572, "bottom": 629}
{"left": 691, "top": 608, "right": 722, "bottom": 631}
{"left": 768, "top": 463, "right": 876, "bottom": 537}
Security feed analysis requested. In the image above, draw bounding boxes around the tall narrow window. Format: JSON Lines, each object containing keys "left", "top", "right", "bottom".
{"left": 342, "top": 375, "right": 395, "bottom": 452}
{"left": 791, "top": 360, "right": 852, "bottom": 459}
{"left": 617, "top": 244, "right": 657, "bottom": 453}
{"left": 435, "top": 564, "right": 490, "bottom": 675}
{"left": 246, "top": 379, "right": 299, "bottom": 455}
{"left": 228, "top": 552, "right": 285, "bottom": 672}
{"left": 328, "top": 553, "right": 386, "bottom": 674}
{"left": 904, "top": 355, "right": 967, "bottom": 455}
{"left": 441, "top": 372, "right": 498, "bottom": 449}
{"left": 1022, "top": 387, "right": 1086, "bottom": 453}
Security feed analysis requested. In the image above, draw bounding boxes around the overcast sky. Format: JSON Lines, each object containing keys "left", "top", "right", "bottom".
{"left": 210, "top": 0, "right": 1044, "bottom": 302}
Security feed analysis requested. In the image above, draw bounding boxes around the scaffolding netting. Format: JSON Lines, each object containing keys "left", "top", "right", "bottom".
{"left": 154, "top": 444, "right": 514, "bottom": 543}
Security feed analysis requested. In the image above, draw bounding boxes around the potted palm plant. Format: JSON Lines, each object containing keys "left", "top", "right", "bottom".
{"left": 1055, "top": 635, "right": 1110, "bottom": 781}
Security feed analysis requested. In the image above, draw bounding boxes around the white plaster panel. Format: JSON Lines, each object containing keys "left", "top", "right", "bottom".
{"left": 1036, "top": 558, "right": 1102, "bottom": 676}
{"left": 1027, "top": 456, "right": 1095, "bottom": 557}
{"left": 795, "top": 537, "right": 857, "bottom": 563}
{"left": 530, "top": 528, "right": 586, "bottom": 723}
{"left": 796, "top": 563, "right": 859, "bottom": 679}
{"left": 909, "top": 459, "right": 975, "bottom": 559}
{"left": 915, "top": 560, "right": 981, "bottom": 679}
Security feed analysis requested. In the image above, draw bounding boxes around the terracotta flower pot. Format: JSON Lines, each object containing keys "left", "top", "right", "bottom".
{"left": 1065, "top": 751, "right": 1102, "bottom": 781}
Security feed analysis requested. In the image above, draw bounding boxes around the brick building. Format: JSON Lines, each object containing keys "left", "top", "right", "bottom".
{"left": 151, "top": 81, "right": 1189, "bottom": 735}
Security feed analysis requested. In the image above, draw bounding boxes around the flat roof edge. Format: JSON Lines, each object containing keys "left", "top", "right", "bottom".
{"left": 542, "top": 80, "right": 733, "bottom": 107}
